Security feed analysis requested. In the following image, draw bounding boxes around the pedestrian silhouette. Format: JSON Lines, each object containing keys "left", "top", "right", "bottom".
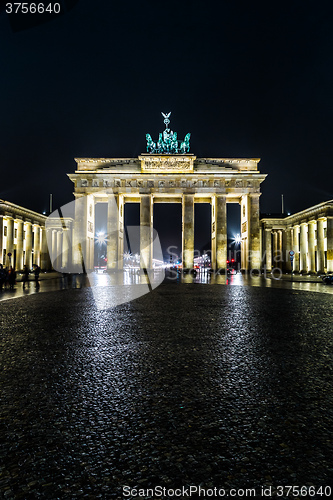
{"left": 8, "top": 266, "right": 16, "bottom": 290}
{"left": 22, "top": 265, "right": 30, "bottom": 289}
{"left": 33, "top": 264, "right": 41, "bottom": 288}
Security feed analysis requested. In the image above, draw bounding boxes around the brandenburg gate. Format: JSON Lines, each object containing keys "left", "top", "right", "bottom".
{"left": 68, "top": 115, "right": 267, "bottom": 271}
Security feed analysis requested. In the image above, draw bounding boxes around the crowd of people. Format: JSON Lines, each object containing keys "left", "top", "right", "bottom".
{"left": 0, "top": 264, "right": 40, "bottom": 291}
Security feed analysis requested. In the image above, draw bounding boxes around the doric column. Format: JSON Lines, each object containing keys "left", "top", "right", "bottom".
{"left": 182, "top": 194, "right": 194, "bottom": 270}
{"left": 283, "top": 227, "right": 292, "bottom": 272}
{"left": 87, "top": 197, "right": 95, "bottom": 271}
{"left": 211, "top": 195, "right": 227, "bottom": 271}
{"left": 140, "top": 194, "right": 153, "bottom": 269}
{"left": 211, "top": 197, "right": 216, "bottom": 270}
{"left": 272, "top": 231, "right": 278, "bottom": 269}
{"left": 118, "top": 195, "right": 124, "bottom": 269}
{"left": 292, "top": 225, "right": 300, "bottom": 272}
{"left": 51, "top": 229, "right": 57, "bottom": 269}
{"left": 33, "top": 225, "right": 41, "bottom": 267}
{"left": 41, "top": 227, "right": 51, "bottom": 270}
{"left": 277, "top": 230, "right": 283, "bottom": 270}
{"left": 6, "top": 217, "right": 14, "bottom": 267}
{"left": 264, "top": 228, "right": 272, "bottom": 271}
{"left": 107, "top": 194, "right": 119, "bottom": 270}
{"left": 16, "top": 219, "right": 24, "bottom": 270}
{"left": 317, "top": 218, "right": 325, "bottom": 273}
{"left": 25, "top": 222, "right": 33, "bottom": 269}
{"left": 72, "top": 194, "right": 88, "bottom": 271}
{"left": 240, "top": 195, "right": 248, "bottom": 270}
{"left": 57, "top": 230, "right": 63, "bottom": 270}
{"left": 248, "top": 194, "right": 261, "bottom": 270}
{"left": 216, "top": 195, "right": 227, "bottom": 271}
{"left": 62, "top": 228, "right": 70, "bottom": 269}
{"left": 327, "top": 217, "right": 333, "bottom": 273}
{"left": 308, "top": 221, "right": 316, "bottom": 274}
{"left": 299, "top": 222, "right": 308, "bottom": 273}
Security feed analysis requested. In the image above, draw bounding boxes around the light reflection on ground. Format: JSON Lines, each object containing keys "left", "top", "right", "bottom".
{"left": 1, "top": 269, "right": 333, "bottom": 303}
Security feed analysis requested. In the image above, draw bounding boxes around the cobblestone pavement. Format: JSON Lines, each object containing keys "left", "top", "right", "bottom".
{"left": 1, "top": 282, "right": 333, "bottom": 499}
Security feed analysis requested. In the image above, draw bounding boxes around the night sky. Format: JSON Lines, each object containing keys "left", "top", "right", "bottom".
{"left": 1, "top": 0, "right": 333, "bottom": 254}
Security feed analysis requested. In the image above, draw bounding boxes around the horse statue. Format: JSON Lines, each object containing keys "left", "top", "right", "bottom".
{"left": 157, "top": 133, "right": 164, "bottom": 153}
{"left": 146, "top": 134, "right": 156, "bottom": 153}
{"left": 180, "top": 133, "right": 191, "bottom": 153}
{"left": 171, "top": 131, "right": 178, "bottom": 153}
{"left": 163, "top": 128, "right": 173, "bottom": 153}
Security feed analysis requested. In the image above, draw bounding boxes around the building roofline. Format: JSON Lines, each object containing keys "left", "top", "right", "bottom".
{"left": 0, "top": 199, "right": 47, "bottom": 220}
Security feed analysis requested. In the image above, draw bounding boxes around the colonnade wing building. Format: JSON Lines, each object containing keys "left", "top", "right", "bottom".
{"left": 67, "top": 154, "right": 266, "bottom": 271}
{"left": 0, "top": 199, "right": 49, "bottom": 270}
{"left": 261, "top": 200, "right": 333, "bottom": 274}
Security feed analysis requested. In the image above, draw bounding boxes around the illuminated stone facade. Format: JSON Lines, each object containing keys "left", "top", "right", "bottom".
{"left": 67, "top": 154, "right": 267, "bottom": 271}
{"left": 0, "top": 200, "right": 49, "bottom": 270}
{"left": 261, "top": 200, "right": 333, "bottom": 273}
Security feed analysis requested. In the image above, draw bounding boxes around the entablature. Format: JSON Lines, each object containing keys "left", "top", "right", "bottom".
{"left": 68, "top": 172, "right": 265, "bottom": 196}
{"left": 74, "top": 155, "right": 262, "bottom": 174}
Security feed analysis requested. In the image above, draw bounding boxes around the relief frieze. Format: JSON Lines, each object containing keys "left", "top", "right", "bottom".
{"left": 139, "top": 155, "right": 195, "bottom": 173}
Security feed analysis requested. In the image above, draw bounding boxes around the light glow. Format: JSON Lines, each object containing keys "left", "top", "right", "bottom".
{"left": 95, "top": 232, "right": 107, "bottom": 246}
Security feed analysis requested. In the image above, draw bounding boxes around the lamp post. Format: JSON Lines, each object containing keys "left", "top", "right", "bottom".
{"left": 233, "top": 234, "right": 241, "bottom": 271}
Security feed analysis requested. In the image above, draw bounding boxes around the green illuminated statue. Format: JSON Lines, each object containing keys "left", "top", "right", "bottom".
{"left": 146, "top": 134, "right": 156, "bottom": 153}
{"left": 146, "top": 113, "right": 191, "bottom": 154}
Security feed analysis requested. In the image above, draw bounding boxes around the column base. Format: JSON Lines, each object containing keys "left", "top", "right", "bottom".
{"left": 211, "top": 268, "right": 227, "bottom": 274}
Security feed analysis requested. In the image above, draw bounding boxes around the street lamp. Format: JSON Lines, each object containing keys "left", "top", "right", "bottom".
{"left": 95, "top": 231, "right": 107, "bottom": 269}
{"left": 232, "top": 234, "right": 241, "bottom": 270}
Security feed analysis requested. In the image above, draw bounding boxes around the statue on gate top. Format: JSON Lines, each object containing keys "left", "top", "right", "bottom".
{"left": 146, "top": 112, "right": 191, "bottom": 154}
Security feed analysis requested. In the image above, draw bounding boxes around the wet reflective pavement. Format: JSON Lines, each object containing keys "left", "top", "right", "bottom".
{"left": 1, "top": 275, "right": 333, "bottom": 498}
{"left": 1, "top": 270, "right": 333, "bottom": 304}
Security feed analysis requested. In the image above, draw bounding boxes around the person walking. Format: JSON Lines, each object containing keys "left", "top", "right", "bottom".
{"left": 22, "top": 265, "right": 30, "bottom": 289}
{"left": 33, "top": 264, "right": 41, "bottom": 288}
